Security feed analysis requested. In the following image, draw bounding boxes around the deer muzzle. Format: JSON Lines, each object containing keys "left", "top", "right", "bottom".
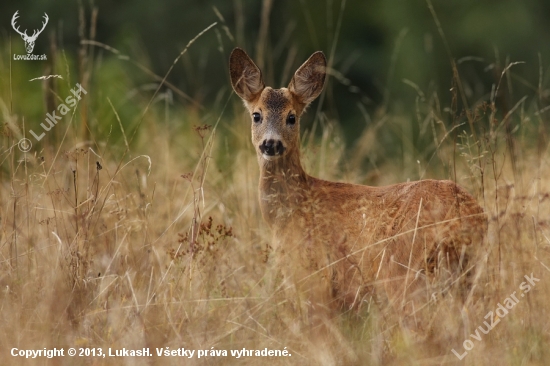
{"left": 259, "top": 139, "right": 285, "bottom": 157}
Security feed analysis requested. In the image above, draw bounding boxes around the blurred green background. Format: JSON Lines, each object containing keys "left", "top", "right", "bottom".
{"left": 1, "top": 0, "right": 549, "bottom": 146}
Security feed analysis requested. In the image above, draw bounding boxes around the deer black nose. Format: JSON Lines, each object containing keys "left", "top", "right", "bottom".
{"left": 259, "top": 139, "right": 285, "bottom": 156}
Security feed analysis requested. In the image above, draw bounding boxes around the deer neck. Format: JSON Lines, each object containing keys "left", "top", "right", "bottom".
{"left": 257, "top": 149, "right": 310, "bottom": 227}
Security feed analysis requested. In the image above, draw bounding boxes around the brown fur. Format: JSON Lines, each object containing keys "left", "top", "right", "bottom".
{"left": 229, "top": 48, "right": 486, "bottom": 317}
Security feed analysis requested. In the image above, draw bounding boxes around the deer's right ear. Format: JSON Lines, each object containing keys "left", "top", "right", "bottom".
{"left": 288, "top": 51, "right": 326, "bottom": 107}
{"left": 229, "top": 48, "right": 264, "bottom": 103}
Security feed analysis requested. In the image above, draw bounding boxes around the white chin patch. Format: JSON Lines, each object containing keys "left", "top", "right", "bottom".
{"left": 261, "top": 154, "right": 281, "bottom": 161}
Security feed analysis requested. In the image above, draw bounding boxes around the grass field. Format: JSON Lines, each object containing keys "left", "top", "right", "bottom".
{"left": 1, "top": 11, "right": 550, "bottom": 365}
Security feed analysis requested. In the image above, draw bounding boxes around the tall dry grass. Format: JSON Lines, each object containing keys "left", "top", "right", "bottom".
{"left": 1, "top": 6, "right": 550, "bottom": 366}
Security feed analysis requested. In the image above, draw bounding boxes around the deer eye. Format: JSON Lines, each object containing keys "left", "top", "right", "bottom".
{"left": 287, "top": 114, "right": 296, "bottom": 125}
{"left": 252, "top": 112, "right": 261, "bottom": 123}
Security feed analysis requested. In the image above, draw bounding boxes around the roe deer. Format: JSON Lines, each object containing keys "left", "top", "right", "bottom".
{"left": 229, "top": 47, "right": 486, "bottom": 319}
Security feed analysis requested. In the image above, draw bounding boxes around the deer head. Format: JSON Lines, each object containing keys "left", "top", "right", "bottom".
{"left": 11, "top": 11, "right": 49, "bottom": 54}
{"left": 229, "top": 48, "right": 326, "bottom": 162}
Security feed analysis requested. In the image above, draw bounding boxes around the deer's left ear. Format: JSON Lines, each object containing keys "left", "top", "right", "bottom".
{"left": 229, "top": 48, "right": 265, "bottom": 104}
{"left": 288, "top": 51, "right": 326, "bottom": 106}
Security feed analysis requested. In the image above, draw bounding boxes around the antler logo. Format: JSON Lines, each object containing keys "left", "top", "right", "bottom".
{"left": 11, "top": 10, "right": 49, "bottom": 54}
